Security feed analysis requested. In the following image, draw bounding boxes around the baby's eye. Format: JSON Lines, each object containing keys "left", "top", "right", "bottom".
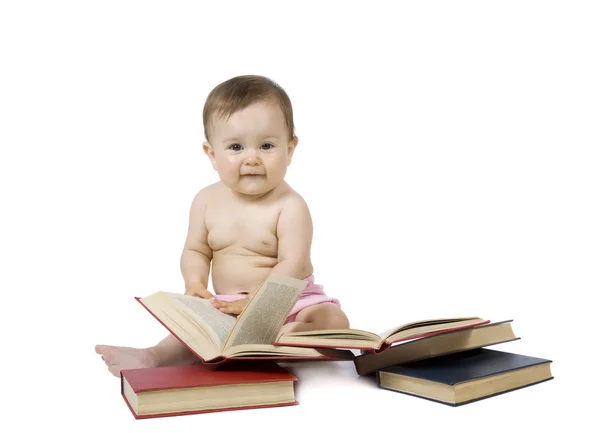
{"left": 261, "top": 143, "right": 274, "bottom": 150}
{"left": 229, "top": 144, "right": 242, "bottom": 151}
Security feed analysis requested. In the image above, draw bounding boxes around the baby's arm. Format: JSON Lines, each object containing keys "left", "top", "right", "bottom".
{"left": 180, "top": 189, "right": 213, "bottom": 299}
{"left": 271, "top": 194, "right": 313, "bottom": 278}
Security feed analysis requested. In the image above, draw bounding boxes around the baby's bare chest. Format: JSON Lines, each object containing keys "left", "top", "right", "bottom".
{"left": 205, "top": 205, "right": 280, "bottom": 255}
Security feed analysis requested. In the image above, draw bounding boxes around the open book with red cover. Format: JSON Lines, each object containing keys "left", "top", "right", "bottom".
{"left": 353, "top": 320, "right": 519, "bottom": 376}
{"left": 136, "top": 274, "right": 355, "bottom": 364}
{"left": 274, "top": 317, "right": 490, "bottom": 352}
{"left": 121, "top": 361, "right": 298, "bottom": 419}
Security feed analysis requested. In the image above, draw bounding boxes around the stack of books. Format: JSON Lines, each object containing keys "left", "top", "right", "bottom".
{"left": 118, "top": 275, "right": 553, "bottom": 418}
{"left": 121, "top": 274, "right": 353, "bottom": 419}
{"left": 275, "top": 316, "right": 553, "bottom": 406}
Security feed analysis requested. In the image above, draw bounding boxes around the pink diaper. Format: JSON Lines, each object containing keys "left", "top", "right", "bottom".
{"left": 214, "top": 275, "right": 341, "bottom": 324}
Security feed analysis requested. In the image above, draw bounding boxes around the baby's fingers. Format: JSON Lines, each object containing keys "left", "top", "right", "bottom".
{"left": 218, "top": 305, "right": 242, "bottom": 315}
{"left": 210, "top": 300, "right": 227, "bottom": 309}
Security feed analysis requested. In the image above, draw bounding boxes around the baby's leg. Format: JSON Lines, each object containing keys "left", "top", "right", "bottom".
{"left": 95, "top": 334, "right": 198, "bottom": 377}
{"left": 279, "top": 303, "right": 350, "bottom": 335}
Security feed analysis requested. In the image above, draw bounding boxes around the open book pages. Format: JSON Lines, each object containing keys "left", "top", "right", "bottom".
{"left": 222, "top": 275, "right": 308, "bottom": 350}
{"left": 223, "top": 344, "right": 355, "bottom": 359}
{"left": 277, "top": 329, "right": 384, "bottom": 350}
{"left": 354, "top": 321, "right": 518, "bottom": 376}
{"left": 275, "top": 317, "right": 487, "bottom": 350}
{"left": 138, "top": 274, "right": 311, "bottom": 362}
{"left": 139, "top": 291, "right": 233, "bottom": 361}
{"left": 378, "top": 317, "right": 486, "bottom": 343}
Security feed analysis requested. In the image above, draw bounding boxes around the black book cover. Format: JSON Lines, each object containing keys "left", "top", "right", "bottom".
{"left": 377, "top": 349, "right": 553, "bottom": 406}
{"left": 379, "top": 348, "right": 552, "bottom": 385}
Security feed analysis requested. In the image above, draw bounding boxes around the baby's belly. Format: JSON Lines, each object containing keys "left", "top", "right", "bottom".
{"left": 211, "top": 252, "right": 278, "bottom": 295}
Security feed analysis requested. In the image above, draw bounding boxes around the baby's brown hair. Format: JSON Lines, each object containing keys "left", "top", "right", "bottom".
{"left": 203, "top": 75, "right": 295, "bottom": 142}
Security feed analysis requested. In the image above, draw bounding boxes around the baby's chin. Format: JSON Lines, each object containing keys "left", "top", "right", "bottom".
{"left": 229, "top": 178, "right": 276, "bottom": 197}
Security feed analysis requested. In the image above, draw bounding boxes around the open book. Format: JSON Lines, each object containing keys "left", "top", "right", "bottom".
{"left": 353, "top": 320, "right": 519, "bottom": 375}
{"left": 137, "top": 274, "right": 354, "bottom": 363}
{"left": 275, "top": 317, "right": 490, "bottom": 352}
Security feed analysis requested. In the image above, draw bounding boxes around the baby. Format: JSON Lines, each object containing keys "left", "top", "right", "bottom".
{"left": 96, "top": 75, "right": 350, "bottom": 376}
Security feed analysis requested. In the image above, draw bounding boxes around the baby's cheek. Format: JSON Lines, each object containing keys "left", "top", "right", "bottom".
{"left": 222, "top": 166, "right": 240, "bottom": 181}
{"left": 272, "top": 165, "right": 287, "bottom": 181}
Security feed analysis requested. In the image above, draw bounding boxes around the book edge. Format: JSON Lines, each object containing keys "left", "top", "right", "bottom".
{"left": 356, "top": 320, "right": 515, "bottom": 360}
{"left": 378, "top": 376, "right": 554, "bottom": 407}
{"left": 135, "top": 296, "right": 222, "bottom": 364}
{"left": 274, "top": 320, "right": 496, "bottom": 352}
{"left": 354, "top": 337, "right": 522, "bottom": 376}
{"left": 121, "top": 393, "right": 299, "bottom": 419}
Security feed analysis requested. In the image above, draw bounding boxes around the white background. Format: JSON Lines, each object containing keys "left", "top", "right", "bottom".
{"left": 1, "top": 0, "right": 598, "bottom": 431}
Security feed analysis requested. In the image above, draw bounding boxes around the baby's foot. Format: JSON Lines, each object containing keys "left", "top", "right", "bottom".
{"left": 95, "top": 344, "right": 159, "bottom": 377}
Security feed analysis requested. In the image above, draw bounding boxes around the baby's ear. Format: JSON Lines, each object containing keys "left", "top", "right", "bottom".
{"left": 203, "top": 142, "right": 217, "bottom": 170}
{"left": 287, "top": 136, "right": 299, "bottom": 166}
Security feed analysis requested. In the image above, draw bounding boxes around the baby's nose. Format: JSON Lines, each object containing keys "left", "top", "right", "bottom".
{"left": 245, "top": 157, "right": 260, "bottom": 166}
{"left": 244, "top": 150, "right": 261, "bottom": 165}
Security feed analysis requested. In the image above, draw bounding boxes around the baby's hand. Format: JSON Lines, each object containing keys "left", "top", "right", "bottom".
{"left": 184, "top": 281, "right": 214, "bottom": 300}
{"left": 210, "top": 298, "right": 250, "bottom": 315}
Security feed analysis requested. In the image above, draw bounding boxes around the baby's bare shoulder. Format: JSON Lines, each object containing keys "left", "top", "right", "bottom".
{"left": 192, "top": 182, "right": 222, "bottom": 203}
{"left": 186, "top": 183, "right": 224, "bottom": 220}
{"left": 277, "top": 185, "right": 311, "bottom": 213}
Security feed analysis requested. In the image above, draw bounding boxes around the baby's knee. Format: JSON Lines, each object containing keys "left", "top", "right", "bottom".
{"left": 320, "top": 307, "right": 350, "bottom": 329}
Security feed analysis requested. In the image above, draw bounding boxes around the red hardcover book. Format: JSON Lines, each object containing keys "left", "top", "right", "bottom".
{"left": 121, "top": 361, "right": 298, "bottom": 419}
{"left": 136, "top": 275, "right": 355, "bottom": 364}
{"left": 274, "top": 317, "right": 491, "bottom": 353}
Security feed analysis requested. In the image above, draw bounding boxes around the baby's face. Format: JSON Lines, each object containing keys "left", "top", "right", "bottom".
{"left": 204, "top": 101, "right": 297, "bottom": 197}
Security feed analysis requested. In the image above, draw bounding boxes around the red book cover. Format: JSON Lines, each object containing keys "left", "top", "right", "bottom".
{"left": 121, "top": 362, "right": 299, "bottom": 419}
{"left": 135, "top": 296, "right": 354, "bottom": 363}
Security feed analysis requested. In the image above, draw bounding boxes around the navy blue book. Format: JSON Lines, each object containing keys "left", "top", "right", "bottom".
{"left": 377, "top": 348, "right": 553, "bottom": 406}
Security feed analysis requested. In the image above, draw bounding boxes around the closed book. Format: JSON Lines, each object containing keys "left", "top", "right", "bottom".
{"left": 377, "top": 348, "right": 553, "bottom": 406}
{"left": 121, "top": 361, "right": 298, "bottom": 419}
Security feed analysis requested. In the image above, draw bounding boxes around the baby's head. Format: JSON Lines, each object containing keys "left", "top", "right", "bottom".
{"left": 202, "top": 75, "right": 298, "bottom": 198}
